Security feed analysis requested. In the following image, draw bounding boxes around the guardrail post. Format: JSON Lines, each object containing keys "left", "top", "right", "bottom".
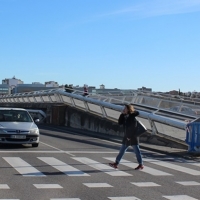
{"left": 100, "top": 106, "right": 107, "bottom": 118}
{"left": 148, "top": 118, "right": 158, "bottom": 135}
{"left": 186, "top": 122, "right": 200, "bottom": 153}
{"left": 84, "top": 101, "right": 89, "bottom": 112}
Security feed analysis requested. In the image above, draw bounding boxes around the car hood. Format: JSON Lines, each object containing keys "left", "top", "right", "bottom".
{"left": 0, "top": 122, "right": 38, "bottom": 130}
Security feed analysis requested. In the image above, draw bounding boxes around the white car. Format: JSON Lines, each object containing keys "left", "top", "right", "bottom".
{"left": 0, "top": 107, "right": 40, "bottom": 147}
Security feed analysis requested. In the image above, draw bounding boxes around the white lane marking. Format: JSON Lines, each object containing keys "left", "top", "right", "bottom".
{"left": 33, "top": 184, "right": 62, "bottom": 189}
{"left": 0, "top": 151, "right": 119, "bottom": 154}
{"left": 40, "top": 142, "right": 64, "bottom": 151}
{"left": 0, "top": 184, "right": 10, "bottom": 189}
{"left": 40, "top": 142, "right": 75, "bottom": 156}
{"left": 72, "top": 157, "right": 132, "bottom": 176}
{"left": 38, "top": 157, "right": 89, "bottom": 176}
{"left": 3, "top": 157, "right": 46, "bottom": 177}
{"left": 83, "top": 183, "right": 113, "bottom": 188}
{"left": 51, "top": 199, "right": 81, "bottom": 200}
{"left": 65, "top": 151, "right": 120, "bottom": 154}
{"left": 131, "top": 182, "right": 160, "bottom": 187}
{"left": 108, "top": 197, "right": 141, "bottom": 200}
{"left": 176, "top": 181, "right": 200, "bottom": 186}
{"left": 162, "top": 195, "right": 198, "bottom": 200}
{"left": 104, "top": 157, "right": 172, "bottom": 176}
{"left": 143, "top": 158, "right": 200, "bottom": 175}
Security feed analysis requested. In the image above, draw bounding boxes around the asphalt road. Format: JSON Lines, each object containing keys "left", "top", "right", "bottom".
{"left": 0, "top": 125, "right": 199, "bottom": 200}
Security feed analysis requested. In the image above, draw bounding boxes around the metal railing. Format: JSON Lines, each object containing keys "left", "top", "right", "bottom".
{"left": 0, "top": 88, "right": 199, "bottom": 142}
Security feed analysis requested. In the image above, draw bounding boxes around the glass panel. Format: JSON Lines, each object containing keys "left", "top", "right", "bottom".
{"left": 74, "top": 99, "right": 85, "bottom": 109}
{"left": 61, "top": 95, "right": 72, "bottom": 104}
{"left": 35, "top": 96, "right": 42, "bottom": 102}
{"left": 24, "top": 97, "right": 29, "bottom": 102}
{"left": 155, "top": 122, "right": 185, "bottom": 141}
{"left": 29, "top": 97, "right": 35, "bottom": 102}
{"left": 42, "top": 96, "right": 50, "bottom": 102}
{"left": 49, "top": 95, "right": 57, "bottom": 102}
{"left": 10, "top": 98, "right": 15, "bottom": 102}
{"left": 19, "top": 97, "right": 24, "bottom": 102}
{"left": 88, "top": 103, "right": 102, "bottom": 114}
{"left": 105, "top": 108, "right": 120, "bottom": 119}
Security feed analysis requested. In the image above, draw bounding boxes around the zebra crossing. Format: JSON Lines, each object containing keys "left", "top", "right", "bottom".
{"left": 104, "top": 157, "right": 173, "bottom": 176}
{"left": 2, "top": 155, "right": 200, "bottom": 178}
{"left": 4, "top": 156, "right": 200, "bottom": 177}
{"left": 1, "top": 155, "right": 200, "bottom": 200}
{"left": 0, "top": 196, "right": 198, "bottom": 200}
{"left": 72, "top": 157, "right": 131, "bottom": 176}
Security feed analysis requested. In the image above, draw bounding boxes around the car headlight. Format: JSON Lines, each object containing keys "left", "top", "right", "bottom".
{"left": 30, "top": 128, "right": 39, "bottom": 134}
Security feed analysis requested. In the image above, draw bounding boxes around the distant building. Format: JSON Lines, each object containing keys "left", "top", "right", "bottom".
{"left": 32, "top": 82, "right": 43, "bottom": 85}
{"left": 12, "top": 84, "right": 59, "bottom": 94}
{"left": 0, "top": 84, "right": 10, "bottom": 95}
{"left": 169, "top": 90, "right": 179, "bottom": 95}
{"left": 2, "top": 76, "right": 23, "bottom": 89}
{"left": 45, "top": 81, "right": 59, "bottom": 87}
{"left": 100, "top": 84, "right": 105, "bottom": 89}
{"left": 138, "top": 86, "right": 152, "bottom": 92}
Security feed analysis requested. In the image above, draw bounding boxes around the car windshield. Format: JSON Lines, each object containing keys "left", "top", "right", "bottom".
{"left": 0, "top": 110, "right": 33, "bottom": 122}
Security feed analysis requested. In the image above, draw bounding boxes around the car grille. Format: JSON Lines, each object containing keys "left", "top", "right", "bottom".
{"left": 6, "top": 130, "right": 29, "bottom": 133}
{"left": 0, "top": 134, "right": 38, "bottom": 143}
{"left": 6, "top": 138, "right": 30, "bottom": 142}
{"left": 0, "top": 134, "right": 37, "bottom": 137}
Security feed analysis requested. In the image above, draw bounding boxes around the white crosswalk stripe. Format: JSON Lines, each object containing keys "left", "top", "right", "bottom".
{"left": 83, "top": 183, "right": 113, "bottom": 187}
{"left": 0, "top": 184, "right": 10, "bottom": 189}
{"left": 131, "top": 182, "right": 161, "bottom": 187}
{"left": 38, "top": 157, "right": 90, "bottom": 176}
{"left": 162, "top": 195, "right": 198, "bottom": 200}
{"left": 3, "top": 157, "right": 46, "bottom": 177}
{"left": 103, "top": 157, "right": 173, "bottom": 176}
{"left": 72, "top": 157, "right": 132, "bottom": 176}
{"left": 143, "top": 158, "right": 200, "bottom": 175}
{"left": 50, "top": 199, "right": 81, "bottom": 200}
{"left": 176, "top": 181, "right": 200, "bottom": 186}
{"left": 108, "top": 197, "right": 141, "bottom": 200}
{"left": 33, "top": 184, "right": 63, "bottom": 189}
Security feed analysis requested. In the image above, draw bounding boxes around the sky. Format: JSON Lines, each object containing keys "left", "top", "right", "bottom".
{"left": 0, "top": 0, "right": 200, "bottom": 92}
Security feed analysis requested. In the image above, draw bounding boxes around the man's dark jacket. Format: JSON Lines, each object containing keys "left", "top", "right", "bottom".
{"left": 118, "top": 111, "right": 139, "bottom": 145}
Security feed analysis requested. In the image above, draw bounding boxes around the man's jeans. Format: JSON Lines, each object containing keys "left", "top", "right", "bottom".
{"left": 115, "top": 144, "right": 143, "bottom": 165}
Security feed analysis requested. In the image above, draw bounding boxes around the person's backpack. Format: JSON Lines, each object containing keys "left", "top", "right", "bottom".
{"left": 134, "top": 119, "right": 147, "bottom": 137}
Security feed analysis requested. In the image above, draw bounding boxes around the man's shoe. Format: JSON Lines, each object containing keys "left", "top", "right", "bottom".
{"left": 135, "top": 164, "right": 144, "bottom": 170}
{"left": 109, "top": 162, "right": 118, "bottom": 169}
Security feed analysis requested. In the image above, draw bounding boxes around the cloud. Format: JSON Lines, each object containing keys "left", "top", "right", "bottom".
{"left": 101, "top": 0, "right": 200, "bottom": 18}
